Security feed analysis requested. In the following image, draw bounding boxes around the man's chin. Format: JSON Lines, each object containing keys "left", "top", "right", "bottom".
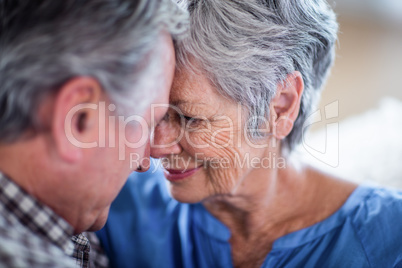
{"left": 87, "top": 208, "right": 110, "bottom": 231}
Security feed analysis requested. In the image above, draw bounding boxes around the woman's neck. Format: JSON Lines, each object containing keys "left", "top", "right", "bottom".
{"left": 202, "top": 163, "right": 357, "bottom": 257}
{"left": 203, "top": 164, "right": 303, "bottom": 237}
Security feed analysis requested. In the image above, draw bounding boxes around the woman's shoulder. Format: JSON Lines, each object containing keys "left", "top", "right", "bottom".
{"left": 271, "top": 185, "right": 402, "bottom": 267}
{"left": 350, "top": 185, "right": 402, "bottom": 226}
{"left": 348, "top": 185, "right": 402, "bottom": 267}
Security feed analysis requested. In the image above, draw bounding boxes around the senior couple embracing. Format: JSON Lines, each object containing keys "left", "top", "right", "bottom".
{"left": 1, "top": 0, "right": 401, "bottom": 267}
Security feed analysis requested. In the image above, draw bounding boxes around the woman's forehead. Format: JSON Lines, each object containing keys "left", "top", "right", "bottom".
{"left": 171, "top": 68, "right": 217, "bottom": 103}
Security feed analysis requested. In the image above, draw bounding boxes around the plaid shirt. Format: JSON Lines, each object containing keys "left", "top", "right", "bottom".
{"left": 0, "top": 172, "right": 109, "bottom": 268}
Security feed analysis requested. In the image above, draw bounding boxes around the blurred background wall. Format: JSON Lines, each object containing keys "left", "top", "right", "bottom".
{"left": 318, "top": 0, "right": 402, "bottom": 121}
{"left": 302, "top": 0, "right": 402, "bottom": 189}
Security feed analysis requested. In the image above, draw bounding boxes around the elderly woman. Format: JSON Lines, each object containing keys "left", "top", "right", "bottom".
{"left": 97, "top": 0, "right": 402, "bottom": 267}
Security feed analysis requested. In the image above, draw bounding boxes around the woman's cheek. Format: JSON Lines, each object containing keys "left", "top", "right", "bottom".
{"left": 204, "top": 145, "right": 245, "bottom": 195}
{"left": 185, "top": 129, "right": 247, "bottom": 195}
{"left": 183, "top": 130, "right": 212, "bottom": 153}
{"left": 206, "top": 163, "right": 238, "bottom": 194}
{"left": 185, "top": 122, "right": 235, "bottom": 151}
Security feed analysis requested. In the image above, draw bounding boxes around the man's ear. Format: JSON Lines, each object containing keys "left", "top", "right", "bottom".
{"left": 52, "top": 77, "right": 103, "bottom": 163}
{"left": 270, "top": 71, "right": 304, "bottom": 140}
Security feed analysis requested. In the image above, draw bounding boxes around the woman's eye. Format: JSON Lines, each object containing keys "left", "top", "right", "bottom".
{"left": 183, "top": 115, "right": 194, "bottom": 121}
{"left": 183, "top": 115, "right": 202, "bottom": 127}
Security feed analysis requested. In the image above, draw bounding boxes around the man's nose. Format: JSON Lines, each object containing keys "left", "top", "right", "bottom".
{"left": 150, "top": 121, "right": 182, "bottom": 158}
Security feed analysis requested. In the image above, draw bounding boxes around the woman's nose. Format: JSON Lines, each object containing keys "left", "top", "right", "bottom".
{"left": 136, "top": 141, "right": 151, "bottom": 173}
{"left": 151, "top": 121, "right": 182, "bottom": 158}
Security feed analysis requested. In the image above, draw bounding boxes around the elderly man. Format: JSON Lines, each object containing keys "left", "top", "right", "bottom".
{"left": 0, "top": 0, "right": 186, "bottom": 267}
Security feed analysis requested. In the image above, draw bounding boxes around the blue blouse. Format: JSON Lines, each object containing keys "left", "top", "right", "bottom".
{"left": 97, "top": 166, "right": 402, "bottom": 268}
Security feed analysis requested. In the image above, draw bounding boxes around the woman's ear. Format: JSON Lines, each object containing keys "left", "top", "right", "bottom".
{"left": 51, "top": 77, "right": 103, "bottom": 163}
{"left": 270, "top": 71, "right": 304, "bottom": 140}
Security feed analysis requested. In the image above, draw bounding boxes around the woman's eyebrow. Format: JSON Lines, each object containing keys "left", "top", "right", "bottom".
{"left": 170, "top": 100, "right": 209, "bottom": 106}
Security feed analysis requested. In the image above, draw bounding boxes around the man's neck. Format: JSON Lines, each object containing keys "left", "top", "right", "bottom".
{"left": 0, "top": 139, "right": 41, "bottom": 196}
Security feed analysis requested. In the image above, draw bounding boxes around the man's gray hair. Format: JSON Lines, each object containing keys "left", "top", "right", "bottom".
{"left": 175, "top": 0, "right": 338, "bottom": 153}
{"left": 0, "top": 0, "right": 188, "bottom": 143}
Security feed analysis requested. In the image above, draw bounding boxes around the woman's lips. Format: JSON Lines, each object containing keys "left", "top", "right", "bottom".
{"left": 164, "top": 166, "right": 202, "bottom": 182}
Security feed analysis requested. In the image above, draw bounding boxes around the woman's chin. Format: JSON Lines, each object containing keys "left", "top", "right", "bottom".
{"left": 169, "top": 185, "right": 206, "bottom": 204}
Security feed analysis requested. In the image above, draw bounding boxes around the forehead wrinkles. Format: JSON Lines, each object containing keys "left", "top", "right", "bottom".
{"left": 170, "top": 69, "right": 221, "bottom": 113}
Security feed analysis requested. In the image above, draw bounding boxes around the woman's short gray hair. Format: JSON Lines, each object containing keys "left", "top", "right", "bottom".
{"left": 0, "top": 0, "right": 188, "bottom": 143}
{"left": 175, "top": 0, "right": 338, "bottom": 153}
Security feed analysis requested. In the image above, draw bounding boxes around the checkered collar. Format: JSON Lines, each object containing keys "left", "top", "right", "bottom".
{"left": 0, "top": 171, "right": 75, "bottom": 256}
